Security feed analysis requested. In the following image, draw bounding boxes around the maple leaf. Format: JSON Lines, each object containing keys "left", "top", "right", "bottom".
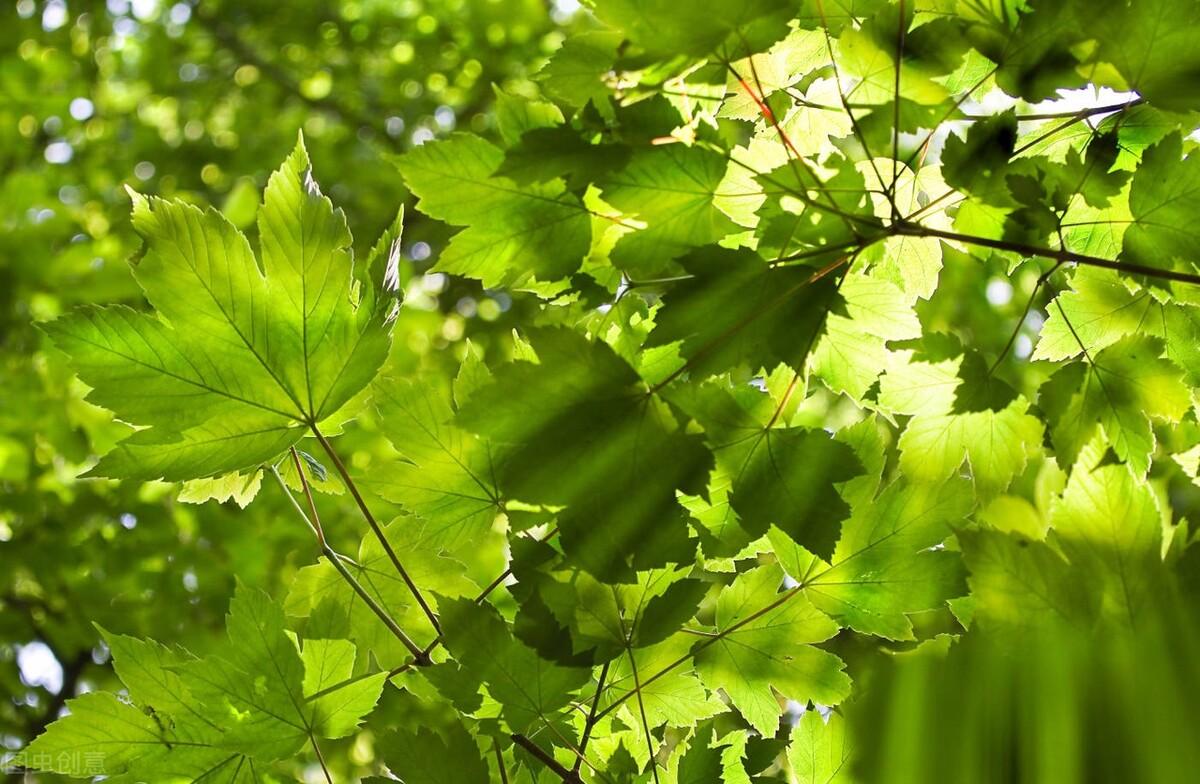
{"left": 42, "top": 137, "right": 399, "bottom": 480}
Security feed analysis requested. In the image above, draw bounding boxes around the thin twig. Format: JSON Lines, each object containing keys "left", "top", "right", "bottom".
{"left": 573, "top": 661, "right": 611, "bottom": 774}
{"left": 890, "top": 0, "right": 906, "bottom": 213}
{"left": 989, "top": 260, "right": 1063, "bottom": 374}
{"left": 726, "top": 55, "right": 864, "bottom": 239}
{"left": 289, "top": 448, "right": 327, "bottom": 547}
{"left": 626, "top": 645, "right": 661, "bottom": 783}
{"left": 1012, "top": 97, "right": 1141, "bottom": 157}
{"left": 722, "top": 151, "right": 883, "bottom": 229}
{"left": 963, "top": 98, "right": 1144, "bottom": 122}
{"left": 387, "top": 525, "right": 562, "bottom": 676}
{"left": 813, "top": 0, "right": 893, "bottom": 211}
{"left": 268, "top": 463, "right": 427, "bottom": 663}
{"left": 593, "top": 586, "right": 805, "bottom": 723}
{"left": 309, "top": 734, "right": 333, "bottom": 784}
{"left": 310, "top": 426, "right": 441, "bottom": 634}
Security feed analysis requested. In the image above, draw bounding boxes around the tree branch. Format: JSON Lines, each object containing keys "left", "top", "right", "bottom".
{"left": 512, "top": 734, "right": 584, "bottom": 783}
{"left": 894, "top": 223, "right": 1200, "bottom": 287}
{"left": 962, "top": 98, "right": 1144, "bottom": 122}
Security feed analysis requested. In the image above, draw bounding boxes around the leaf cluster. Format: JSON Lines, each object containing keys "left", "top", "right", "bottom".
{"left": 16, "top": 0, "right": 1200, "bottom": 781}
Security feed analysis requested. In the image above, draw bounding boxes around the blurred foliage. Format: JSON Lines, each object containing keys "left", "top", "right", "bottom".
{"left": 848, "top": 595, "right": 1200, "bottom": 784}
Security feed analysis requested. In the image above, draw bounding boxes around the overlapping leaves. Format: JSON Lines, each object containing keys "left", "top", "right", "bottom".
{"left": 18, "top": 585, "right": 384, "bottom": 781}
{"left": 24, "top": 0, "right": 1200, "bottom": 781}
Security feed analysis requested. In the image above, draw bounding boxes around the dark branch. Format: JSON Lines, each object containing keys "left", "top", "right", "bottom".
{"left": 512, "top": 734, "right": 584, "bottom": 783}
{"left": 895, "top": 223, "right": 1200, "bottom": 287}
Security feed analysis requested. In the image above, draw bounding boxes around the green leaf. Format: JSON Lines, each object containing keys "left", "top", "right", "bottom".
{"left": 685, "top": 384, "right": 864, "bottom": 558}
{"left": 15, "top": 692, "right": 249, "bottom": 781}
{"left": 951, "top": 349, "right": 1019, "bottom": 414}
{"left": 1123, "top": 133, "right": 1200, "bottom": 274}
{"left": 536, "top": 30, "right": 623, "bottom": 110}
{"left": 99, "top": 629, "right": 203, "bottom": 723}
{"left": 753, "top": 155, "right": 873, "bottom": 259}
{"left": 788, "top": 709, "right": 855, "bottom": 784}
{"left": 878, "top": 349, "right": 962, "bottom": 416}
{"left": 381, "top": 721, "right": 492, "bottom": 784}
{"left": 41, "top": 138, "right": 396, "bottom": 480}
{"left": 726, "top": 427, "right": 863, "bottom": 558}
{"left": 370, "top": 370, "right": 502, "bottom": 553}
{"left": 22, "top": 586, "right": 384, "bottom": 781}
{"left": 772, "top": 478, "right": 973, "bottom": 640}
{"left": 602, "top": 636, "right": 727, "bottom": 730}
{"left": 837, "top": 24, "right": 948, "bottom": 105}
{"left": 541, "top": 566, "right": 704, "bottom": 657}
{"left": 897, "top": 398, "right": 1043, "bottom": 496}
{"left": 680, "top": 465, "right": 757, "bottom": 561}
{"left": 636, "top": 577, "right": 712, "bottom": 648}
{"left": 1032, "top": 269, "right": 1154, "bottom": 362}
{"left": 677, "top": 731, "right": 726, "bottom": 783}
{"left": 811, "top": 272, "right": 922, "bottom": 400}
{"left": 1035, "top": 270, "right": 1200, "bottom": 388}
{"left": 492, "top": 86, "right": 563, "bottom": 146}
{"left": 958, "top": 527, "right": 1098, "bottom": 631}
{"left": 497, "top": 126, "right": 632, "bottom": 188}
{"left": 646, "top": 246, "right": 845, "bottom": 378}
{"left": 176, "top": 585, "right": 312, "bottom": 759}
{"left": 862, "top": 161, "right": 951, "bottom": 302}
{"left": 718, "top": 730, "right": 754, "bottom": 784}
{"left": 600, "top": 145, "right": 738, "bottom": 277}
{"left": 301, "top": 639, "right": 387, "bottom": 738}
{"left": 396, "top": 133, "right": 591, "bottom": 287}
{"left": 80, "top": 418, "right": 304, "bottom": 482}
{"left": 718, "top": 31, "right": 829, "bottom": 122}
{"left": 1082, "top": 0, "right": 1200, "bottom": 112}
{"left": 177, "top": 470, "right": 263, "bottom": 508}
{"left": 1039, "top": 335, "right": 1191, "bottom": 474}
{"left": 457, "top": 327, "right": 712, "bottom": 581}
{"left": 438, "top": 595, "right": 589, "bottom": 733}
{"left": 940, "top": 112, "right": 1017, "bottom": 204}
{"left": 256, "top": 140, "right": 395, "bottom": 422}
{"left": 1048, "top": 447, "right": 1167, "bottom": 625}
{"left": 1059, "top": 133, "right": 1131, "bottom": 209}
{"left": 286, "top": 520, "right": 474, "bottom": 668}
{"left": 983, "top": 3, "right": 1087, "bottom": 102}
{"left": 694, "top": 565, "right": 850, "bottom": 737}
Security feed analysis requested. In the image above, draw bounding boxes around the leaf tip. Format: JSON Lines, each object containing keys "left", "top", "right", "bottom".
{"left": 123, "top": 183, "right": 148, "bottom": 211}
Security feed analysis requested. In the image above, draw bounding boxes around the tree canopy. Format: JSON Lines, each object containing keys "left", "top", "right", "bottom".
{"left": 4, "top": 0, "right": 1200, "bottom": 782}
